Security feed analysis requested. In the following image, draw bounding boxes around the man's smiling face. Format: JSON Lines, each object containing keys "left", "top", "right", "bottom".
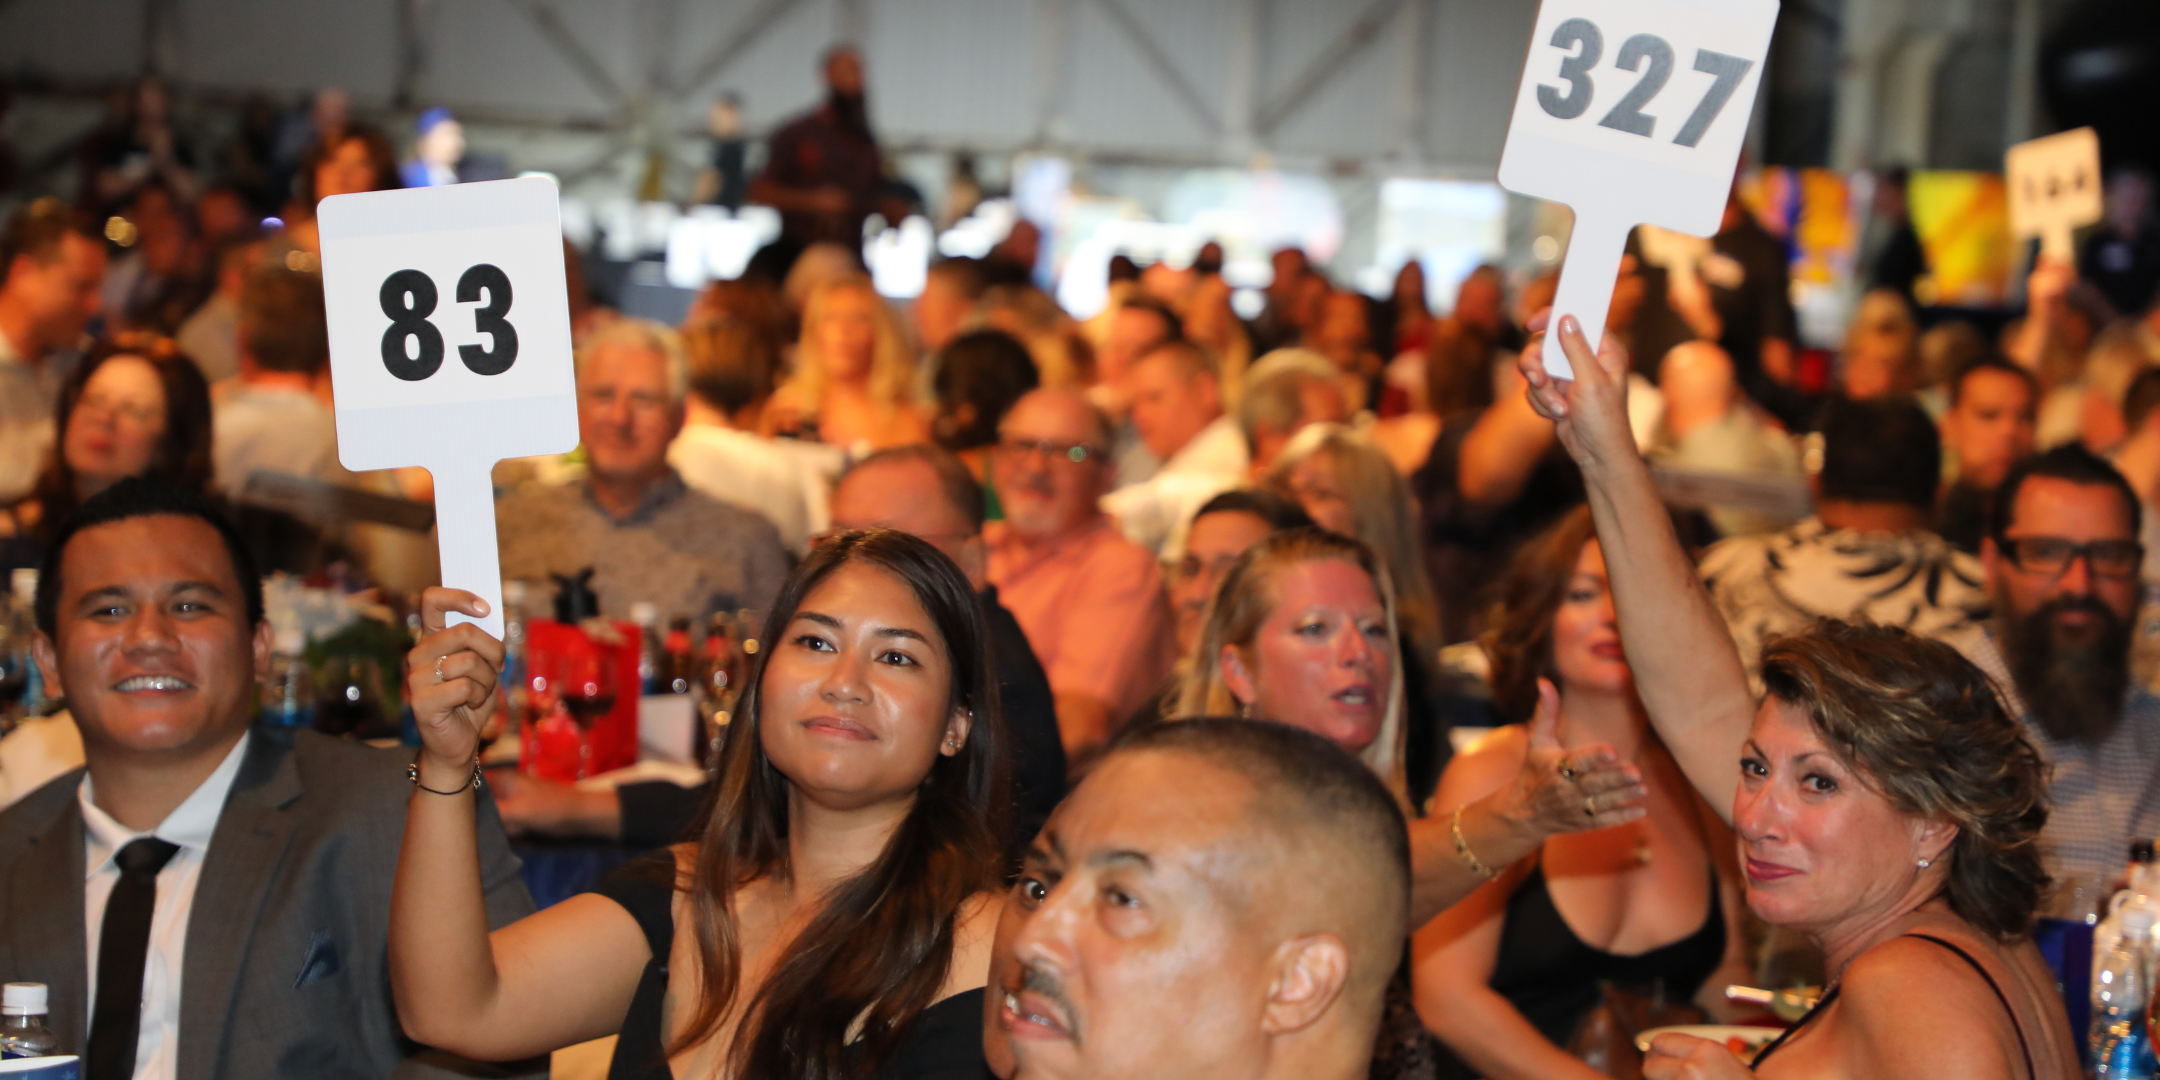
{"left": 36, "top": 515, "right": 268, "bottom": 760}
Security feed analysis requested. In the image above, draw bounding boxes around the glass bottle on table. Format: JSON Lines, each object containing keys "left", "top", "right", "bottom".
{"left": 629, "top": 601, "right": 662, "bottom": 695}
{"left": 261, "top": 626, "right": 315, "bottom": 729}
{"left": 663, "top": 617, "right": 695, "bottom": 694}
{"left": 500, "top": 580, "right": 532, "bottom": 740}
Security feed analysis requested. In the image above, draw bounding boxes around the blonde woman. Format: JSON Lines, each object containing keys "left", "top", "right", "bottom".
{"left": 1265, "top": 422, "right": 1464, "bottom": 796}
{"left": 1266, "top": 423, "right": 1439, "bottom": 646}
{"left": 766, "top": 275, "right": 930, "bottom": 451}
{"left": 1170, "top": 527, "right": 1650, "bottom": 927}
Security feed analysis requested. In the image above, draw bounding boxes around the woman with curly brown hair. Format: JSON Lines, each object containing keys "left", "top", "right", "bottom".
{"left": 1518, "top": 314, "right": 2076, "bottom": 1080}
{"left": 1413, "top": 508, "right": 1748, "bottom": 1080}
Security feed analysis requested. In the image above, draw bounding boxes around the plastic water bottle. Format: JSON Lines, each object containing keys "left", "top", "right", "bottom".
{"left": 2098, "top": 844, "right": 2160, "bottom": 986}
{"left": 0, "top": 982, "right": 59, "bottom": 1058}
{"left": 2093, "top": 908, "right": 2157, "bottom": 1078}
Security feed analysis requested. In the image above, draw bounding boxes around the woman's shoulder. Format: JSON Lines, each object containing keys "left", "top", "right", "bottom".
{"left": 1433, "top": 724, "right": 1528, "bottom": 809}
{"left": 1837, "top": 927, "right": 2043, "bottom": 1066}
{"left": 940, "top": 889, "right": 1005, "bottom": 1000}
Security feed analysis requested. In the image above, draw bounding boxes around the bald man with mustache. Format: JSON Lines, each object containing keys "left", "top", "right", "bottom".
{"left": 984, "top": 719, "right": 1410, "bottom": 1080}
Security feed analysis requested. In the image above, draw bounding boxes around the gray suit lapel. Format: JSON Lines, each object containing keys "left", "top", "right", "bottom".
{"left": 4, "top": 781, "right": 88, "bottom": 1051}
{"left": 176, "top": 731, "right": 302, "bottom": 1080}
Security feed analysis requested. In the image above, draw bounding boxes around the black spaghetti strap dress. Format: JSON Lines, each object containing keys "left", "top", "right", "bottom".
{"left": 585, "top": 858, "right": 990, "bottom": 1080}
{"left": 1430, "top": 863, "right": 1728, "bottom": 1079}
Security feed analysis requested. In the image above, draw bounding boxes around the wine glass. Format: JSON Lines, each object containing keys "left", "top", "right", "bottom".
{"left": 560, "top": 652, "right": 620, "bottom": 779}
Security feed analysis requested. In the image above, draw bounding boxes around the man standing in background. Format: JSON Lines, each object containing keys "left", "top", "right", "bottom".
{"left": 750, "top": 47, "right": 885, "bottom": 262}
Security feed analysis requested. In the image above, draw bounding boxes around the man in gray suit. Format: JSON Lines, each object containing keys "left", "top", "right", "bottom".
{"left": 0, "top": 477, "right": 541, "bottom": 1080}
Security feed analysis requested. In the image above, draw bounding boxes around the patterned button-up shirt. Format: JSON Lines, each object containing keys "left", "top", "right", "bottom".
{"left": 495, "top": 470, "right": 792, "bottom": 626}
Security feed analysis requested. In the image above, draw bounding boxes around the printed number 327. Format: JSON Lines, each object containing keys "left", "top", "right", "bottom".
{"left": 1536, "top": 18, "right": 1753, "bottom": 149}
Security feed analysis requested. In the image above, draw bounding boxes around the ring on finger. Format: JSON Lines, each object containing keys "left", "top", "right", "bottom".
{"left": 435, "top": 656, "right": 446, "bottom": 684}
{"left": 1558, "top": 761, "right": 1579, "bottom": 783}
{"left": 1583, "top": 796, "right": 1596, "bottom": 818}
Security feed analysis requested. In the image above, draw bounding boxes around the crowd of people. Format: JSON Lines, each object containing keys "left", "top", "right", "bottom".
{"left": 2, "top": 43, "right": 2160, "bottom": 1080}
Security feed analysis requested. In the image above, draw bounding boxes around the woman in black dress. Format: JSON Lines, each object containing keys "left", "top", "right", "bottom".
{"left": 392, "top": 528, "right": 1006, "bottom": 1080}
{"left": 1412, "top": 509, "right": 1747, "bottom": 1080}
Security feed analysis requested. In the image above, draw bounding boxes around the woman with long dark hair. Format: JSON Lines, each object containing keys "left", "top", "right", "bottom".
{"left": 392, "top": 528, "right": 1007, "bottom": 1080}
{"left": 1, "top": 332, "right": 211, "bottom": 570}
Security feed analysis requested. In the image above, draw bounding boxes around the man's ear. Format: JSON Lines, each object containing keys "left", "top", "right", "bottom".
{"left": 31, "top": 630, "right": 63, "bottom": 701}
{"left": 954, "top": 534, "right": 989, "bottom": 592}
{"left": 1260, "top": 933, "right": 1350, "bottom": 1036}
{"left": 252, "top": 620, "right": 274, "bottom": 684}
{"left": 1219, "top": 646, "right": 1256, "bottom": 710}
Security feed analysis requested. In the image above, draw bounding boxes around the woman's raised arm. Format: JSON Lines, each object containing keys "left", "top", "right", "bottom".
{"left": 389, "top": 587, "right": 651, "bottom": 1061}
{"left": 1516, "top": 317, "right": 1755, "bottom": 821}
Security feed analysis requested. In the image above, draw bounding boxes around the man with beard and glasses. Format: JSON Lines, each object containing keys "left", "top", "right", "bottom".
{"left": 749, "top": 46, "right": 887, "bottom": 260}
{"left": 984, "top": 719, "right": 1409, "bottom": 1080}
{"left": 1961, "top": 446, "right": 2160, "bottom": 886}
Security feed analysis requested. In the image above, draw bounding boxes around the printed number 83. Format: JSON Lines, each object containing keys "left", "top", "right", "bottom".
{"left": 1536, "top": 18, "right": 1754, "bottom": 149}
{"left": 380, "top": 264, "right": 519, "bottom": 382}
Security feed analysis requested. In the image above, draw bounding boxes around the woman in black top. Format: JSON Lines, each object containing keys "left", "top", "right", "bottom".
{"left": 392, "top": 528, "right": 1006, "bottom": 1080}
{"left": 1414, "top": 509, "right": 1747, "bottom": 1080}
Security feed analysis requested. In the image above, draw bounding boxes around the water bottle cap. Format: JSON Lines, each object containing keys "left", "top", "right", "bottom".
{"left": 2135, "top": 840, "right": 2156, "bottom": 865}
{"left": 2, "top": 982, "right": 46, "bottom": 1014}
{"left": 629, "top": 602, "right": 659, "bottom": 627}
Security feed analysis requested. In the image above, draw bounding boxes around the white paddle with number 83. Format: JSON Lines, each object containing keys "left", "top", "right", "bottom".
{"left": 1498, "top": 0, "right": 1780, "bottom": 378}
{"left": 319, "top": 177, "right": 579, "bottom": 640}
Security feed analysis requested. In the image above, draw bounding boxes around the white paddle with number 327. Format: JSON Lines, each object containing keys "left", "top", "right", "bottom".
{"left": 1498, "top": 0, "right": 1781, "bottom": 378}
{"left": 318, "top": 177, "right": 580, "bottom": 640}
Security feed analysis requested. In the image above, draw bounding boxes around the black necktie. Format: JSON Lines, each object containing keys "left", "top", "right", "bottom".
{"left": 86, "top": 837, "right": 180, "bottom": 1080}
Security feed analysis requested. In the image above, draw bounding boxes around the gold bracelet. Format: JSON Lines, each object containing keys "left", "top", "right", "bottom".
{"left": 1452, "top": 806, "right": 1500, "bottom": 880}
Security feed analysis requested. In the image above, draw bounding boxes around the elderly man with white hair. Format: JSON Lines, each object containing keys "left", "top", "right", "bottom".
{"left": 495, "top": 317, "right": 791, "bottom": 624}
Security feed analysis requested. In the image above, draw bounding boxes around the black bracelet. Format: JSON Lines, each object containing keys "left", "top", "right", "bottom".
{"left": 408, "top": 756, "right": 485, "bottom": 795}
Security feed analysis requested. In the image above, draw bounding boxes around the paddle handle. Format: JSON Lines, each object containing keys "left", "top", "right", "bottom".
{"left": 432, "top": 463, "right": 506, "bottom": 641}
{"left": 1544, "top": 212, "right": 1635, "bottom": 379}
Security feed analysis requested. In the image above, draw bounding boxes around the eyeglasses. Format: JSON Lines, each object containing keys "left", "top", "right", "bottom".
{"left": 1999, "top": 536, "right": 2143, "bottom": 579}
{"left": 996, "top": 437, "right": 1102, "bottom": 465}
{"left": 75, "top": 393, "right": 163, "bottom": 429}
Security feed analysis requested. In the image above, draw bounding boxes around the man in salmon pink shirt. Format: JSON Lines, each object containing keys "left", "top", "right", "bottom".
{"left": 988, "top": 389, "right": 1177, "bottom": 772}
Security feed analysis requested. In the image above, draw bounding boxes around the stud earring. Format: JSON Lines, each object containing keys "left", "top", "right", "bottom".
{"left": 1917, "top": 858, "right": 1932, "bottom": 869}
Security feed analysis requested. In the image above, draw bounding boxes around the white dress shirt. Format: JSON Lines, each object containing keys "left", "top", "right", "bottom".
{"left": 80, "top": 735, "right": 249, "bottom": 1080}
{"left": 1101, "top": 415, "right": 1250, "bottom": 560}
{"left": 667, "top": 424, "right": 840, "bottom": 556}
{"left": 0, "top": 326, "right": 63, "bottom": 505}
{"left": 209, "top": 383, "right": 345, "bottom": 496}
